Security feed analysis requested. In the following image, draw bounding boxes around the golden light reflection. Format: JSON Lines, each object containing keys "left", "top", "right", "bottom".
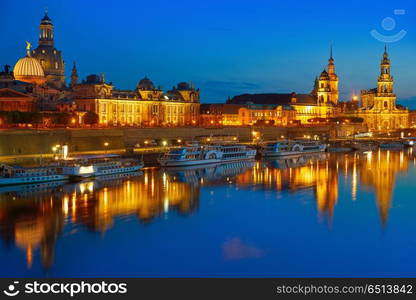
{"left": 0, "top": 151, "right": 413, "bottom": 270}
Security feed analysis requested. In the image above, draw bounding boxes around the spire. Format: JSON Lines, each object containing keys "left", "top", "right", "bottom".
{"left": 100, "top": 73, "right": 105, "bottom": 83}
{"left": 327, "top": 43, "right": 336, "bottom": 77}
{"left": 71, "top": 62, "right": 77, "bottom": 74}
{"left": 70, "top": 62, "right": 78, "bottom": 87}
{"left": 330, "top": 43, "right": 333, "bottom": 59}
{"left": 381, "top": 45, "right": 390, "bottom": 65}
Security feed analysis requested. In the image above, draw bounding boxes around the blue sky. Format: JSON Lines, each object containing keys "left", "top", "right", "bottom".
{"left": 0, "top": 0, "right": 415, "bottom": 106}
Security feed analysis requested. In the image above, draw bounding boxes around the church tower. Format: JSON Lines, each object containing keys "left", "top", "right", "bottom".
{"left": 31, "top": 11, "right": 65, "bottom": 88}
{"left": 70, "top": 62, "right": 78, "bottom": 88}
{"left": 327, "top": 46, "right": 339, "bottom": 105}
{"left": 316, "top": 69, "right": 331, "bottom": 105}
{"left": 357, "top": 46, "right": 408, "bottom": 131}
{"left": 375, "top": 45, "right": 396, "bottom": 110}
{"left": 313, "top": 46, "right": 339, "bottom": 106}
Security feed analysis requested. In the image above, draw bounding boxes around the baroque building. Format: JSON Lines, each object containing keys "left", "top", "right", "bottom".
{"left": 0, "top": 12, "right": 69, "bottom": 113}
{"left": 357, "top": 47, "right": 408, "bottom": 131}
{"left": 0, "top": 11, "right": 201, "bottom": 127}
{"left": 226, "top": 48, "right": 339, "bottom": 124}
{"left": 73, "top": 75, "right": 200, "bottom": 126}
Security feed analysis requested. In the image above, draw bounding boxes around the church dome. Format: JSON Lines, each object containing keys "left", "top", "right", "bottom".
{"left": 13, "top": 54, "right": 45, "bottom": 85}
{"left": 137, "top": 76, "right": 155, "bottom": 90}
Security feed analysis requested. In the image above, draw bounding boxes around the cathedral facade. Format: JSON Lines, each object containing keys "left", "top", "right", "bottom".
{"left": 357, "top": 47, "right": 408, "bottom": 131}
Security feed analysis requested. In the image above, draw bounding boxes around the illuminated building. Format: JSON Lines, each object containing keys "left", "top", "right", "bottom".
{"left": 30, "top": 11, "right": 66, "bottom": 89}
{"left": 357, "top": 47, "right": 408, "bottom": 131}
{"left": 226, "top": 47, "right": 339, "bottom": 124}
{"left": 200, "top": 103, "right": 296, "bottom": 126}
{"left": 409, "top": 110, "right": 416, "bottom": 128}
{"left": 312, "top": 46, "right": 339, "bottom": 105}
{"left": 73, "top": 75, "right": 200, "bottom": 126}
{"left": 2, "top": 18, "right": 70, "bottom": 112}
{"left": 0, "top": 88, "right": 36, "bottom": 112}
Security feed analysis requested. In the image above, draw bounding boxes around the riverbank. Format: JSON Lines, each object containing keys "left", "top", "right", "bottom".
{"left": 0, "top": 124, "right": 366, "bottom": 157}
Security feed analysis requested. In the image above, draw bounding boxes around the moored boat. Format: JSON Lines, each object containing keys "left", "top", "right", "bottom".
{"left": 158, "top": 143, "right": 256, "bottom": 167}
{"left": 261, "top": 140, "right": 326, "bottom": 157}
{"left": 0, "top": 164, "right": 67, "bottom": 186}
{"left": 61, "top": 155, "right": 144, "bottom": 179}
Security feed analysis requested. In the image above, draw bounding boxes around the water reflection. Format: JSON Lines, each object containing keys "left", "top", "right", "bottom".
{"left": 0, "top": 150, "right": 414, "bottom": 271}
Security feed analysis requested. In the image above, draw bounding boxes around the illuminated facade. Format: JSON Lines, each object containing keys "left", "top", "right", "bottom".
{"left": 0, "top": 88, "right": 36, "bottom": 112}
{"left": 200, "top": 103, "right": 296, "bottom": 126}
{"left": 73, "top": 75, "right": 200, "bottom": 126}
{"left": 312, "top": 46, "right": 339, "bottom": 105}
{"left": 357, "top": 47, "right": 408, "bottom": 131}
{"left": 226, "top": 48, "right": 339, "bottom": 124}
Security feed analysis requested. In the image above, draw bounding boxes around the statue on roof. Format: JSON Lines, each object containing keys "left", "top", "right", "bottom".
{"left": 25, "top": 41, "right": 31, "bottom": 56}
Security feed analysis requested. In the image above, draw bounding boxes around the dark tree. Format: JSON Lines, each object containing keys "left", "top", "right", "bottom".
{"left": 83, "top": 111, "right": 99, "bottom": 125}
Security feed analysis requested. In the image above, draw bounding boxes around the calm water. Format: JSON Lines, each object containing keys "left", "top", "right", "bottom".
{"left": 1, "top": 150, "right": 416, "bottom": 277}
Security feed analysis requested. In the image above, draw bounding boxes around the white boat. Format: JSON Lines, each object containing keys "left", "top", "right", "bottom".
{"left": 61, "top": 155, "right": 144, "bottom": 179}
{"left": 158, "top": 144, "right": 256, "bottom": 167}
{"left": 219, "top": 144, "right": 257, "bottom": 162}
{"left": 261, "top": 140, "right": 327, "bottom": 157}
{"left": 0, "top": 164, "right": 67, "bottom": 186}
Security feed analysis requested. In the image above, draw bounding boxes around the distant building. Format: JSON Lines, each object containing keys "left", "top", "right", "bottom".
{"left": 357, "top": 47, "right": 408, "bottom": 131}
{"left": 409, "top": 110, "right": 416, "bottom": 128}
{"left": 200, "top": 103, "right": 296, "bottom": 127}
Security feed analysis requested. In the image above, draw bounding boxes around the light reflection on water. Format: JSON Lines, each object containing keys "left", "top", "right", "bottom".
{"left": 0, "top": 150, "right": 415, "bottom": 277}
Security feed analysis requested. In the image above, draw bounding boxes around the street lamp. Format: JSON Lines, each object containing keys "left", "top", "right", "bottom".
{"left": 104, "top": 142, "right": 109, "bottom": 154}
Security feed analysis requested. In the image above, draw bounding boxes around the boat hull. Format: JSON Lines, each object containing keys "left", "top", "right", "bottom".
{"left": 0, "top": 174, "right": 68, "bottom": 186}
{"left": 159, "top": 156, "right": 255, "bottom": 167}
{"left": 69, "top": 164, "right": 144, "bottom": 179}
{"left": 262, "top": 148, "right": 326, "bottom": 157}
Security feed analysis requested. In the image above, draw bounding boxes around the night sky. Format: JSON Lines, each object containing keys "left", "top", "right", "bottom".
{"left": 0, "top": 0, "right": 415, "bottom": 106}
